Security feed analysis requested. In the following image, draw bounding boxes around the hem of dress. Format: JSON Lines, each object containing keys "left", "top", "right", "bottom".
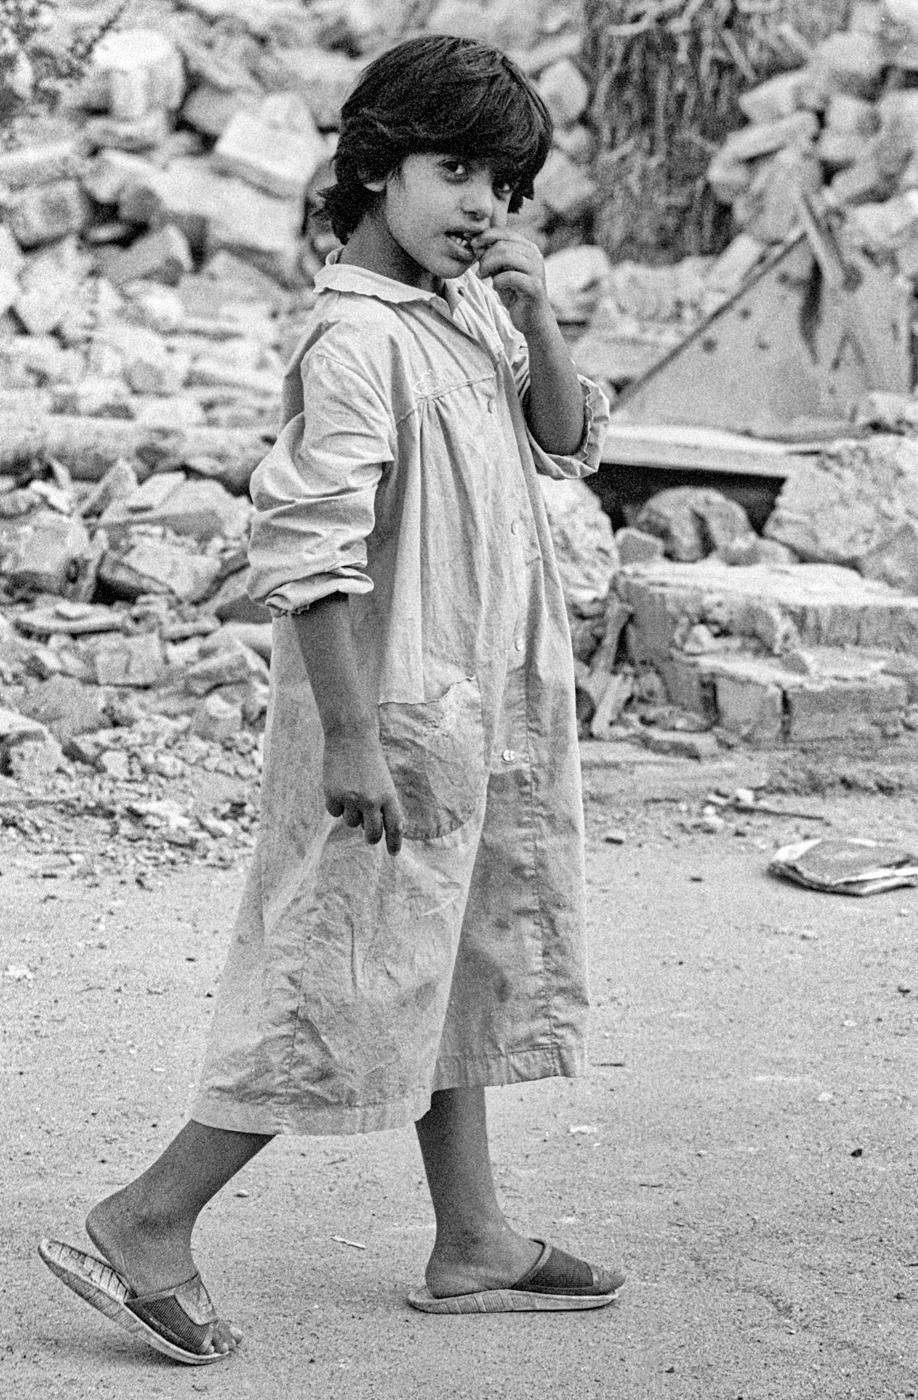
{"left": 190, "top": 1044, "right": 585, "bottom": 1138}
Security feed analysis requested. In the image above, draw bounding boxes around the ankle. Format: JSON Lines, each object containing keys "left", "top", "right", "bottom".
{"left": 91, "top": 1188, "right": 192, "bottom": 1240}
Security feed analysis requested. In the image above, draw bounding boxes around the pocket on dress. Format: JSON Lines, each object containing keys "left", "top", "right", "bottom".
{"left": 378, "top": 678, "right": 485, "bottom": 841}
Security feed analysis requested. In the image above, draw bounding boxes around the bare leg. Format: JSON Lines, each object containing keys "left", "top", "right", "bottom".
{"left": 85, "top": 1120, "right": 271, "bottom": 1354}
{"left": 415, "top": 1087, "right": 541, "bottom": 1297}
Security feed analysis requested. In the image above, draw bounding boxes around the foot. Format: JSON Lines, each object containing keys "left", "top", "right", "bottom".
{"left": 86, "top": 1194, "right": 241, "bottom": 1356}
{"left": 424, "top": 1224, "right": 544, "bottom": 1298}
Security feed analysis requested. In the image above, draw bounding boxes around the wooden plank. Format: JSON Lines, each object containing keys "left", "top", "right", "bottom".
{"left": 600, "top": 421, "right": 821, "bottom": 479}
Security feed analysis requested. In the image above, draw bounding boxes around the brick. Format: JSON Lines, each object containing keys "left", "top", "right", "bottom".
{"left": 91, "top": 30, "right": 186, "bottom": 120}
{"left": 785, "top": 674, "right": 907, "bottom": 741}
{"left": 659, "top": 657, "right": 715, "bottom": 717}
{"left": 721, "top": 111, "right": 818, "bottom": 164}
{"left": 6, "top": 180, "right": 90, "bottom": 248}
{"left": 97, "top": 224, "right": 193, "bottom": 287}
{"left": 0, "top": 139, "right": 80, "bottom": 190}
{"left": 213, "top": 109, "right": 324, "bottom": 199}
{"left": 638, "top": 728, "right": 720, "bottom": 761}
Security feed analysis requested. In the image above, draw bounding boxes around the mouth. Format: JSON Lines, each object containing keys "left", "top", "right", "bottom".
{"left": 446, "top": 231, "right": 479, "bottom": 260}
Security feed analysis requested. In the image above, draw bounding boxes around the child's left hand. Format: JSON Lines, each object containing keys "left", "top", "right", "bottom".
{"left": 473, "top": 228, "right": 553, "bottom": 339}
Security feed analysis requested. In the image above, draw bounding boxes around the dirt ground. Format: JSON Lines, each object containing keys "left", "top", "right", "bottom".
{"left": 2, "top": 741, "right": 917, "bottom": 1400}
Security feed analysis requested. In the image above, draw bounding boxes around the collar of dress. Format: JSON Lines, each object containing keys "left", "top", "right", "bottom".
{"left": 314, "top": 250, "right": 471, "bottom": 317}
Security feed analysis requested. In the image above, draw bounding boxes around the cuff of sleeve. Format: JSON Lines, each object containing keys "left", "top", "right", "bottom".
{"left": 250, "top": 571, "right": 374, "bottom": 616}
{"left": 527, "top": 376, "right": 611, "bottom": 481}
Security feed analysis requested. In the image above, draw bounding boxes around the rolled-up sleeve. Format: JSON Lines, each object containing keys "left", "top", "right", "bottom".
{"left": 247, "top": 353, "right": 396, "bottom": 614}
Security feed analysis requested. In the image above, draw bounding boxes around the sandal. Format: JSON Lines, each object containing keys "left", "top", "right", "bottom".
{"left": 407, "top": 1239, "right": 626, "bottom": 1314}
{"left": 38, "top": 1237, "right": 233, "bottom": 1365}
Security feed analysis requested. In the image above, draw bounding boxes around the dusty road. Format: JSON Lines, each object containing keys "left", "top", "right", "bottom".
{"left": 2, "top": 746, "right": 917, "bottom": 1399}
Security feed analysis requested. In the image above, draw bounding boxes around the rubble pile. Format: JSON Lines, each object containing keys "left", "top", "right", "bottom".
{"left": 706, "top": 0, "right": 918, "bottom": 277}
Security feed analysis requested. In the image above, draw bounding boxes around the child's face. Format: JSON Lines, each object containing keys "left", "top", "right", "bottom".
{"left": 361, "top": 153, "right": 513, "bottom": 291}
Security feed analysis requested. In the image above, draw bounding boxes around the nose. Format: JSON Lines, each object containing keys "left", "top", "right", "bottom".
{"left": 460, "top": 174, "right": 494, "bottom": 224}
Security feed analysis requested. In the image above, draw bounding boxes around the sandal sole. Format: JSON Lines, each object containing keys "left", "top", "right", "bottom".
{"left": 38, "top": 1238, "right": 229, "bottom": 1366}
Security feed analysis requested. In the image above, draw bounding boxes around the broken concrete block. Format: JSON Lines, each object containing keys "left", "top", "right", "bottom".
{"left": 18, "top": 674, "right": 109, "bottom": 740}
{"left": 132, "top": 397, "right": 208, "bottom": 428}
{"left": 535, "top": 150, "right": 597, "bottom": 219}
{"left": 205, "top": 568, "right": 271, "bottom": 624}
{"left": 99, "top": 538, "right": 222, "bottom": 603}
{"left": 91, "top": 29, "right": 186, "bottom": 120}
{"left": 543, "top": 245, "right": 612, "bottom": 323}
{"left": 99, "top": 324, "right": 186, "bottom": 396}
{"left": 96, "top": 224, "right": 193, "bottom": 287}
{"left": 0, "top": 139, "right": 81, "bottom": 190}
{"left": 538, "top": 59, "right": 590, "bottom": 128}
{"left": 84, "top": 109, "right": 171, "bottom": 153}
{"left": 191, "top": 691, "right": 243, "bottom": 743}
{"left": 0, "top": 509, "right": 96, "bottom": 598}
{"left": 738, "top": 72, "right": 805, "bottom": 125}
{"left": 181, "top": 83, "right": 258, "bottom": 138}
{"left": 539, "top": 476, "right": 619, "bottom": 612}
{"left": 616, "top": 527, "right": 665, "bottom": 567}
{"left": 183, "top": 646, "right": 252, "bottom": 696}
{"left": 0, "top": 708, "right": 64, "bottom": 782}
{"left": 87, "top": 631, "right": 165, "bottom": 687}
{"left": 260, "top": 47, "right": 360, "bottom": 130}
{"left": 733, "top": 148, "right": 823, "bottom": 243}
{"left": 53, "top": 378, "right": 133, "bottom": 419}
{"left": 589, "top": 672, "right": 633, "bottom": 740}
{"left": 721, "top": 111, "right": 818, "bottom": 165}
{"left": 785, "top": 674, "right": 907, "bottom": 741}
{"left": 634, "top": 489, "right": 752, "bottom": 563}
{"left": 100, "top": 475, "right": 249, "bottom": 545}
{"left": 849, "top": 190, "right": 918, "bottom": 251}
{"left": 6, "top": 180, "right": 90, "bottom": 248}
{"left": 709, "top": 662, "right": 784, "bottom": 743}
{"left": 808, "top": 31, "right": 885, "bottom": 98}
{"left": 638, "top": 728, "right": 719, "bottom": 761}
{"left": 706, "top": 153, "right": 752, "bottom": 204}
{"left": 82, "top": 150, "right": 161, "bottom": 207}
{"left": 213, "top": 108, "right": 324, "bottom": 200}
{"left": 78, "top": 460, "right": 140, "bottom": 519}
{"left": 13, "top": 238, "right": 89, "bottom": 336}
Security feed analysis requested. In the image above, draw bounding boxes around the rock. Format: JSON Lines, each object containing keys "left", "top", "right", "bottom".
{"left": 539, "top": 476, "right": 619, "bottom": 612}
{"left": 213, "top": 107, "right": 325, "bottom": 200}
{"left": 543, "top": 245, "right": 612, "bottom": 323}
{"left": 13, "top": 239, "right": 90, "bottom": 336}
{"left": 719, "top": 111, "right": 819, "bottom": 165}
{"left": 738, "top": 72, "right": 806, "bottom": 125}
{"left": 634, "top": 488, "right": 753, "bottom": 563}
{"left": 538, "top": 59, "right": 590, "bottom": 128}
{"left": 262, "top": 48, "right": 361, "bottom": 129}
{"left": 17, "top": 675, "right": 109, "bottom": 740}
{"left": 91, "top": 30, "right": 186, "bottom": 120}
{"left": 535, "top": 149, "right": 597, "bottom": 219}
{"left": 98, "top": 537, "right": 222, "bottom": 603}
{"left": 206, "top": 568, "right": 271, "bottom": 624}
{"left": 6, "top": 181, "right": 91, "bottom": 248}
{"left": 96, "top": 225, "right": 193, "bottom": 287}
{"left": 616, "top": 527, "right": 665, "bottom": 567}
{"left": 191, "top": 691, "right": 243, "bottom": 742}
{"left": 0, "top": 708, "right": 65, "bottom": 781}
{"left": 86, "top": 632, "right": 165, "bottom": 687}
{"left": 0, "top": 509, "right": 97, "bottom": 598}
{"left": 0, "top": 139, "right": 81, "bottom": 189}
{"left": 99, "top": 475, "right": 250, "bottom": 545}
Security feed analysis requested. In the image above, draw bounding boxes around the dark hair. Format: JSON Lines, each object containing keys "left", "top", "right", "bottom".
{"left": 319, "top": 35, "right": 553, "bottom": 242}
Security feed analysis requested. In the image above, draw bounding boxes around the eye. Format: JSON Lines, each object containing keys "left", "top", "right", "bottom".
{"left": 440, "top": 158, "right": 468, "bottom": 179}
{"left": 493, "top": 181, "right": 513, "bottom": 201}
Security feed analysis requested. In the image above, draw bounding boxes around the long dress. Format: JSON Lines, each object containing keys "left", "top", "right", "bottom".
{"left": 192, "top": 256, "right": 611, "bottom": 1136}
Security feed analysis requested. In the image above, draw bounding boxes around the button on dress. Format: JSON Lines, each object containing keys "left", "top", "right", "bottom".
{"left": 192, "top": 257, "right": 611, "bottom": 1136}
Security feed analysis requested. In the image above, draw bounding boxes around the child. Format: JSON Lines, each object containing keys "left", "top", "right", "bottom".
{"left": 39, "top": 34, "right": 623, "bottom": 1362}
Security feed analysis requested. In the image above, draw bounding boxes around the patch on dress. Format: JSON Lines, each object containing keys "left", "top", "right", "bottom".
{"left": 379, "top": 677, "right": 485, "bottom": 840}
